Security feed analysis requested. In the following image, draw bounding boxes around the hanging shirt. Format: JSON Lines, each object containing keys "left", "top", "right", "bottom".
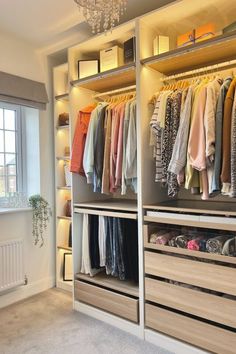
{"left": 121, "top": 100, "right": 132, "bottom": 195}
{"left": 101, "top": 105, "right": 113, "bottom": 194}
{"left": 185, "top": 80, "right": 207, "bottom": 190}
{"left": 94, "top": 105, "right": 107, "bottom": 192}
{"left": 231, "top": 102, "right": 236, "bottom": 197}
{"left": 110, "top": 102, "right": 124, "bottom": 193}
{"left": 70, "top": 105, "right": 96, "bottom": 175}
{"left": 83, "top": 102, "right": 107, "bottom": 185}
{"left": 150, "top": 94, "right": 163, "bottom": 182}
{"left": 125, "top": 100, "right": 137, "bottom": 192}
{"left": 115, "top": 102, "right": 126, "bottom": 188}
{"left": 168, "top": 86, "right": 193, "bottom": 175}
{"left": 211, "top": 77, "right": 232, "bottom": 193}
{"left": 221, "top": 77, "right": 236, "bottom": 194}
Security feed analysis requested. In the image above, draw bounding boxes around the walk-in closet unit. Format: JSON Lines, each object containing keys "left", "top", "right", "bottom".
{"left": 53, "top": 0, "right": 236, "bottom": 352}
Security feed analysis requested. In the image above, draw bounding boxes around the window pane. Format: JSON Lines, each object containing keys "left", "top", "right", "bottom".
{"left": 5, "top": 153, "right": 16, "bottom": 165}
{"left": 7, "top": 164, "right": 16, "bottom": 176}
{"left": 0, "top": 176, "right": 5, "bottom": 197}
{"left": 0, "top": 109, "right": 3, "bottom": 129}
{"left": 0, "top": 153, "right": 5, "bottom": 176}
{"left": 7, "top": 175, "right": 16, "bottom": 193}
{"left": 4, "top": 109, "right": 16, "bottom": 130}
{"left": 0, "top": 130, "right": 3, "bottom": 152}
{"left": 5, "top": 131, "right": 16, "bottom": 153}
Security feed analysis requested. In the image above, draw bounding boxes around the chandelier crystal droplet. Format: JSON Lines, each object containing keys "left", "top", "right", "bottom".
{"left": 74, "top": 0, "right": 128, "bottom": 34}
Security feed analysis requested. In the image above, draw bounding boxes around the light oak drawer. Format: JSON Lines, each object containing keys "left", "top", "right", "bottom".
{"left": 145, "top": 304, "right": 236, "bottom": 354}
{"left": 145, "top": 251, "right": 236, "bottom": 296}
{"left": 145, "top": 277, "right": 236, "bottom": 328}
{"left": 74, "top": 280, "right": 139, "bottom": 323}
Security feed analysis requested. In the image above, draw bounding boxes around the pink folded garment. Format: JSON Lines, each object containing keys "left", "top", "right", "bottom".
{"left": 187, "top": 236, "right": 204, "bottom": 251}
{"left": 155, "top": 231, "right": 178, "bottom": 245}
{"left": 149, "top": 230, "right": 166, "bottom": 244}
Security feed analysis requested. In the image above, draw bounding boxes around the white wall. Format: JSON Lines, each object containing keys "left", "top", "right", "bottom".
{"left": 0, "top": 31, "right": 55, "bottom": 308}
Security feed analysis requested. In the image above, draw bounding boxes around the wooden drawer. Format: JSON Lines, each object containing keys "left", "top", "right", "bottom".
{"left": 145, "top": 277, "right": 236, "bottom": 328}
{"left": 145, "top": 304, "right": 236, "bottom": 354}
{"left": 74, "top": 280, "right": 139, "bottom": 323}
{"left": 145, "top": 251, "right": 236, "bottom": 296}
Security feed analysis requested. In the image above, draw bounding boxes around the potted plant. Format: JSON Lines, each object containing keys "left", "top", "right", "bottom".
{"left": 28, "top": 195, "right": 51, "bottom": 247}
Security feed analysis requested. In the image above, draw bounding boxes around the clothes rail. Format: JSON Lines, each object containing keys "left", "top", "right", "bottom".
{"left": 160, "top": 59, "right": 236, "bottom": 82}
{"left": 74, "top": 207, "right": 137, "bottom": 220}
{"left": 93, "top": 84, "right": 136, "bottom": 99}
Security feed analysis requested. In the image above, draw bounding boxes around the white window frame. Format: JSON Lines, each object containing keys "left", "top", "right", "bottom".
{"left": 0, "top": 102, "right": 26, "bottom": 199}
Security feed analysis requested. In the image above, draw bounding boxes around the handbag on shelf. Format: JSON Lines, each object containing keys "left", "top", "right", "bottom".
{"left": 58, "top": 112, "right": 69, "bottom": 126}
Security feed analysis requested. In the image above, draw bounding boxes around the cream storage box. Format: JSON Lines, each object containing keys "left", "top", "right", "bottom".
{"left": 100, "top": 46, "right": 124, "bottom": 72}
{"left": 153, "top": 35, "right": 169, "bottom": 55}
{"left": 78, "top": 59, "right": 99, "bottom": 79}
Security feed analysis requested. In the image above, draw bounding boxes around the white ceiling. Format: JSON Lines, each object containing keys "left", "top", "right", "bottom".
{"left": 0, "top": 0, "right": 175, "bottom": 49}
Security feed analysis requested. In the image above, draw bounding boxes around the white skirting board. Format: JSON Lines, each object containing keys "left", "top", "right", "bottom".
{"left": 145, "top": 329, "right": 208, "bottom": 354}
{"left": 74, "top": 300, "right": 144, "bottom": 339}
{"left": 0, "top": 276, "right": 55, "bottom": 309}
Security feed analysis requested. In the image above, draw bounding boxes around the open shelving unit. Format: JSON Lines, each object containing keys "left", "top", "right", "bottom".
{"left": 53, "top": 63, "right": 72, "bottom": 292}
{"left": 141, "top": 30, "right": 236, "bottom": 75}
{"left": 52, "top": 0, "right": 236, "bottom": 352}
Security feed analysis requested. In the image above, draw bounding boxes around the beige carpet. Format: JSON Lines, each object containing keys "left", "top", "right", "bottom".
{"left": 0, "top": 288, "right": 172, "bottom": 354}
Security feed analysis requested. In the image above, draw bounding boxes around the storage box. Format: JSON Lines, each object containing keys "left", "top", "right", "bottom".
{"left": 177, "top": 30, "right": 195, "bottom": 48}
{"left": 153, "top": 35, "right": 169, "bottom": 55}
{"left": 124, "top": 37, "right": 136, "bottom": 63}
{"left": 78, "top": 59, "right": 99, "bottom": 79}
{"left": 100, "top": 46, "right": 124, "bottom": 72}
{"left": 195, "top": 23, "right": 215, "bottom": 43}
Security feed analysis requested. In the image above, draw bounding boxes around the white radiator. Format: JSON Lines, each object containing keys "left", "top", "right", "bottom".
{"left": 0, "top": 239, "right": 25, "bottom": 292}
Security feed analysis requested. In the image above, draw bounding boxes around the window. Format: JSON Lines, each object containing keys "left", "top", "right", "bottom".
{"left": 0, "top": 103, "right": 23, "bottom": 198}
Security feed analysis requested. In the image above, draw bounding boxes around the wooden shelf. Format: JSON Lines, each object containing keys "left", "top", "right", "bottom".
{"left": 74, "top": 199, "right": 137, "bottom": 212}
{"left": 56, "top": 125, "right": 69, "bottom": 130}
{"left": 141, "top": 31, "right": 236, "bottom": 75}
{"left": 144, "top": 242, "right": 236, "bottom": 265}
{"left": 144, "top": 215, "right": 236, "bottom": 232}
{"left": 57, "top": 245, "right": 72, "bottom": 251}
{"left": 57, "top": 186, "right": 71, "bottom": 190}
{"left": 70, "top": 63, "right": 136, "bottom": 92}
{"left": 55, "top": 93, "right": 69, "bottom": 101}
{"left": 144, "top": 200, "right": 236, "bottom": 217}
{"left": 76, "top": 272, "right": 139, "bottom": 298}
{"left": 57, "top": 216, "right": 71, "bottom": 221}
{"left": 56, "top": 156, "right": 70, "bottom": 161}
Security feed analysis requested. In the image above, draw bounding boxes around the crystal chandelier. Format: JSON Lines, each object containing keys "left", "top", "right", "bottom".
{"left": 74, "top": 0, "right": 128, "bottom": 34}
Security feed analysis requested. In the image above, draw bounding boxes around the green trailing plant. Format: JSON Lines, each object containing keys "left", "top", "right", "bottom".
{"left": 28, "top": 195, "right": 51, "bottom": 247}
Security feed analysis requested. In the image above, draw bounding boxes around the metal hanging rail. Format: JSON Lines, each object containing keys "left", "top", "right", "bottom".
{"left": 160, "top": 59, "right": 236, "bottom": 82}
{"left": 93, "top": 84, "right": 136, "bottom": 99}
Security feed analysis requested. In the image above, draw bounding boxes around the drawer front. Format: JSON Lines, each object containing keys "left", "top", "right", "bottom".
{"left": 145, "top": 277, "right": 236, "bottom": 328}
{"left": 145, "top": 304, "right": 236, "bottom": 354}
{"left": 74, "top": 280, "right": 138, "bottom": 323}
{"left": 145, "top": 251, "right": 236, "bottom": 296}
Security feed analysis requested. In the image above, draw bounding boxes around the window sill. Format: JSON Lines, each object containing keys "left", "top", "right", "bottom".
{"left": 0, "top": 207, "right": 32, "bottom": 215}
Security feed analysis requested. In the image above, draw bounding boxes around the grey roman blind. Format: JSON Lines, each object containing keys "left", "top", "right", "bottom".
{"left": 0, "top": 71, "right": 49, "bottom": 110}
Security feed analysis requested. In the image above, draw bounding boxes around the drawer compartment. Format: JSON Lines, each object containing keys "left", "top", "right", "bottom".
{"left": 74, "top": 280, "right": 139, "bottom": 323}
{"left": 145, "top": 304, "right": 236, "bottom": 354}
{"left": 145, "top": 277, "right": 236, "bottom": 328}
{"left": 145, "top": 251, "right": 236, "bottom": 296}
